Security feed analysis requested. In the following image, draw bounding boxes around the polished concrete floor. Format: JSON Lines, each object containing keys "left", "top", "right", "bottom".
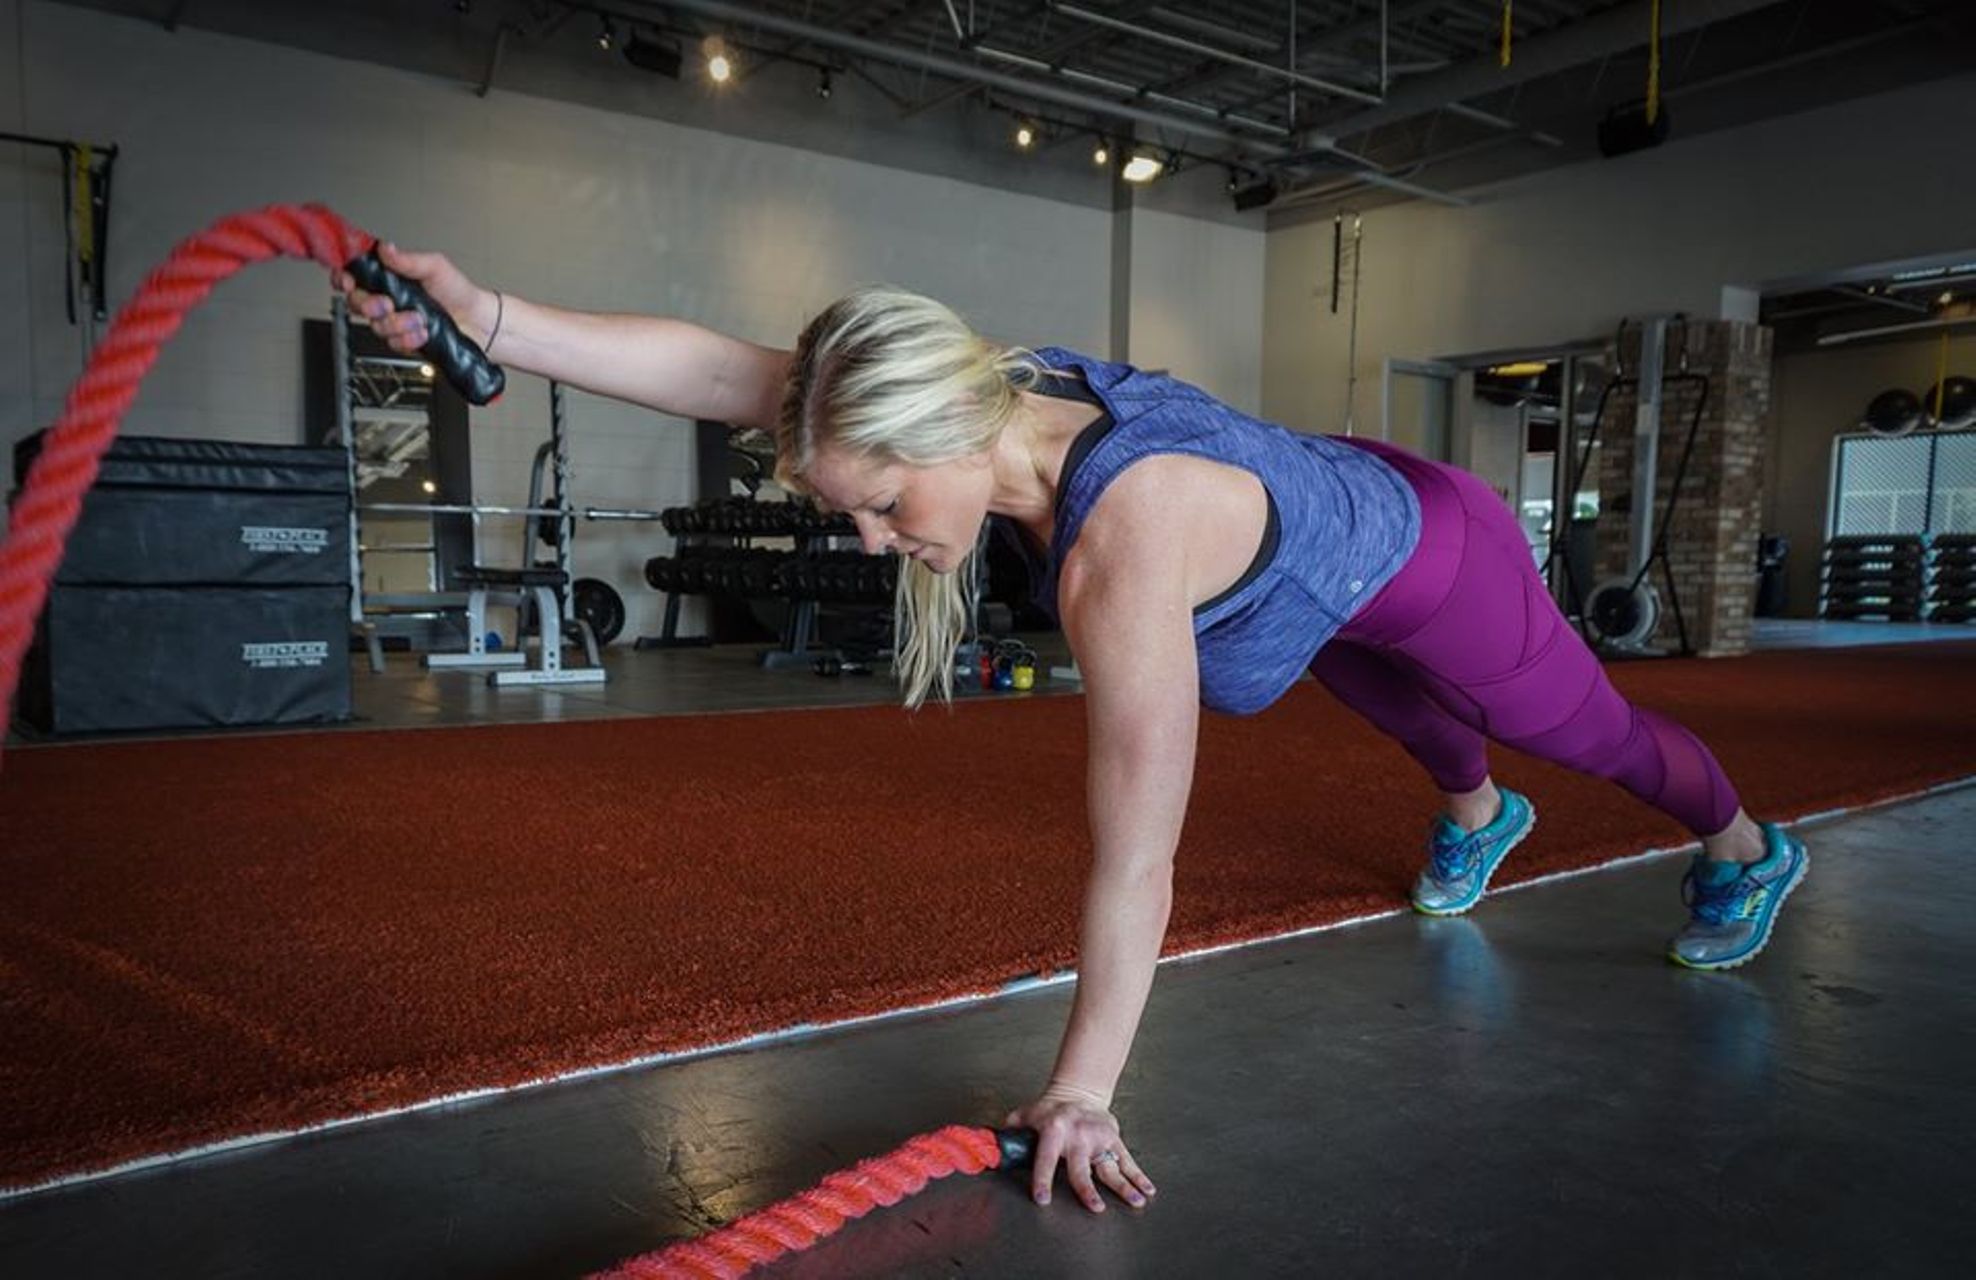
{"left": 3, "top": 624, "right": 1972, "bottom": 1278}
{"left": 1748, "top": 617, "right": 1973, "bottom": 650}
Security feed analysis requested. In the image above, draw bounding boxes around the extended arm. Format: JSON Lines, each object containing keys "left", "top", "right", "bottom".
{"left": 479, "top": 295, "right": 790, "bottom": 429}
{"left": 1007, "top": 462, "right": 1200, "bottom": 1213}
{"left": 1049, "top": 571, "right": 1197, "bottom": 1106}
{"left": 338, "top": 242, "right": 790, "bottom": 430}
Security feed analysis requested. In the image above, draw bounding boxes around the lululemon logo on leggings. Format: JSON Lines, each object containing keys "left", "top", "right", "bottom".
{"left": 239, "top": 525, "right": 330, "bottom": 555}
{"left": 241, "top": 641, "right": 330, "bottom": 670}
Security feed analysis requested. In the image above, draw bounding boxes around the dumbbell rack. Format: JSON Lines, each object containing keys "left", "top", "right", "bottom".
{"left": 641, "top": 498, "right": 896, "bottom": 670}
{"left": 1820, "top": 535, "right": 1927, "bottom": 621}
{"left": 1928, "top": 534, "right": 1976, "bottom": 623}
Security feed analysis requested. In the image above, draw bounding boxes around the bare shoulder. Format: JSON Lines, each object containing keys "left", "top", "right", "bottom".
{"left": 1057, "top": 457, "right": 1194, "bottom": 610}
{"left": 1059, "top": 454, "right": 1265, "bottom": 618}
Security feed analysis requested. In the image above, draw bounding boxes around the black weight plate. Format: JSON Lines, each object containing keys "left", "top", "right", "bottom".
{"left": 572, "top": 577, "right": 625, "bottom": 645}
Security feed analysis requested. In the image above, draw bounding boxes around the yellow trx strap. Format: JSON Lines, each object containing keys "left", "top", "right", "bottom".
{"left": 1646, "top": 0, "right": 1663, "bottom": 124}
{"left": 1501, "top": 1, "right": 1513, "bottom": 68}
{"left": 74, "top": 143, "right": 95, "bottom": 270}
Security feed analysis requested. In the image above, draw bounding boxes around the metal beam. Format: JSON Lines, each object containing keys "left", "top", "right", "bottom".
{"left": 1816, "top": 312, "right": 1976, "bottom": 347}
{"left": 1306, "top": 0, "right": 1793, "bottom": 144}
{"left": 644, "top": 0, "right": 1286, "bottom": 146}
{"left": 1832, "top": 285, "right": 1929, "bottom": 316}
{"left": 976, "top": 45, "right": 1291, "bottom": 136}
{"left": 1047, "top": 2, "right": 1384, "bottom": 106}
{"left": 1146, "top": 0, "right": 1444, "bottom": 107}
{"left": 1145, "top": 6, "right": 1283, "bottom": 54}
{"left": 635, "top": 0, "right": 1468, "bottom": 204}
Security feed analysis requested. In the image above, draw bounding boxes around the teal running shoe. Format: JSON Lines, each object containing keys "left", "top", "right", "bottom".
{"left": 1410, "top": 789, "right": 1536, "bottom": 916}
{"left": 1668, "top": 823, "right": 1809, "bottom": 971}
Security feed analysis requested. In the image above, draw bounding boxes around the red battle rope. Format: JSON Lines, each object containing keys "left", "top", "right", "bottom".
{"left": 0, "top": 204, "right": 368, "bottom": 758}
{"left": 593, "top": 1125, "right": 1013, "bottom": 1279}
{"left": 0, "top": 203, "right": 1035, "bottom": 1273}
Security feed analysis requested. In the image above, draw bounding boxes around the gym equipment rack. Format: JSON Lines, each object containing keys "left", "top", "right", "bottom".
{"left": 642, "top": 498, "right": 900, "bottom": 671}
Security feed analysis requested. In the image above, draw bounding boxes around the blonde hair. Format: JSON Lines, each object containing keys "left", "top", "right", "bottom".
{"left": 776, "top": 286, "right": 1039, "bottom": 708}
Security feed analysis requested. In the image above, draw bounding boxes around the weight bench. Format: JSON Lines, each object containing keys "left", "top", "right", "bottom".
{"left": 425, "top": 564, "right": 607, "bottom": 686}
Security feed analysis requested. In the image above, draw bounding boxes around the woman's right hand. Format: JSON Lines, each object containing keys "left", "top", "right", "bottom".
{"left": 331, "top": 241, "right": 498, "bottom": 356}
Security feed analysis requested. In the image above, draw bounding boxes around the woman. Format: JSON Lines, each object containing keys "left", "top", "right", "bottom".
{"left": 339, "top": 245, "right": 1808, "bottom": 1218}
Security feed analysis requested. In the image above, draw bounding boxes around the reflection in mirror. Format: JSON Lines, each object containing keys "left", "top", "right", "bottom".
{"left": 345, "top": 348, "right": 438, "bottom": 595}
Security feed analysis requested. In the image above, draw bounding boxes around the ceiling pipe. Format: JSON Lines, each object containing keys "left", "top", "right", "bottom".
{"left": 633, "top": 0, "right": 1469, "bottom": 203}
{"left": 1817, "top": 312, "right": 1976, "bottom": 348}
{"left": 646, "top": 0, "right": 1287, "bottom": 147}
{"left": 973, "top": 45, "right": 1292, "bottom": 136}
{"left": 1179, "top": 0, "right": 1445, "bottom": 109}
{"left": 1046, "top": 2, "right": 1384, "bottom": 106}
{"left": 1146, "top": 6, "right": 1283, "bottom": 54}
{"left": 1305, "top": 0, "right": 1792, "bottom": 146}
{"left": 1445, "top": 101, "right": 1563, "bottom": 147}
{"left": 1831, "top": 285, "right": 1929, "bottom": 317}
{"left": 1345, "top": 168, "right": 1471, "bottom": 205}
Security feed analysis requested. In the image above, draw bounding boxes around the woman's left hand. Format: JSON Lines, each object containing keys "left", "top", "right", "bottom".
{"left": 1005, "top": 1083, "right": 1157, "bottom": 1213}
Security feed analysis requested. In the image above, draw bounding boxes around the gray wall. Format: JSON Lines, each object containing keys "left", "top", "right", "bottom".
{"left": 1263, "top": 73, "right": 1976, "bottom": 436}
{"left": 1, "top": 0, "right": 1263, "bottom": 640}
{"left": 1130, "top": 206, "right": 1265, "bottom": 414}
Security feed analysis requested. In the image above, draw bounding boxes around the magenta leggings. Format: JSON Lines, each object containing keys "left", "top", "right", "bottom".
{"left": 1311, "top": 439, "right": 1740, "bottom": 838}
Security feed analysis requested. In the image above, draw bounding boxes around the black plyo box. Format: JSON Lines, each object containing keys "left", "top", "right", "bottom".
{"left": 12, "top": 433, "right": 356, "bottom": 734}
{"left": 14, "top": 434, "right": 351, "bottom": 586}
{"left": 20, "top": 585, "right": 353, "bottom": 735}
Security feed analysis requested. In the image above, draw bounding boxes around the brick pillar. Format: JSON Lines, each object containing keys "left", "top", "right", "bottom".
{"left": 1594, "top": 320, "right": 1773, "bottom": 656}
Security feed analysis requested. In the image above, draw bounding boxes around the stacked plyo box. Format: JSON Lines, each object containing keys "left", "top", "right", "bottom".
{"left": 1931, "top": 534, "right": 1976, "bottom": 623}
{"left": 14, "top": 434, "right": 354, "bottom": 734}
{"left": 1819, "top": 534, "right": 1928, "bottom": 622}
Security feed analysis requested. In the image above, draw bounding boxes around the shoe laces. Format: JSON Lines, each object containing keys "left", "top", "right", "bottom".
{"left": 1681, "top": 862, "right": 1752, "bottom": 925}
{"left": 1429, "top": 826, "right": 1483, "bottom": 882}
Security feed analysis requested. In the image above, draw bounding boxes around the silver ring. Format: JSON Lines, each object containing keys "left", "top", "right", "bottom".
{"left": 1092, "top": 1150, "right": 1120, "bottom": 1166}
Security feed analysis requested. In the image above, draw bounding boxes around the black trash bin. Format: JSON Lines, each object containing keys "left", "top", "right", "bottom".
{"left": 1756, "top": 533, "right": 1790, "bottom": 618}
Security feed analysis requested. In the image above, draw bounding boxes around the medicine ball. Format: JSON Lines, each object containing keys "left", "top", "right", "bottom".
{"left": 1918, "top": 376, "right": 1976, "bottom": 431}
{"left": 1861, "top": 388, "right": 1922, "bottom": 437}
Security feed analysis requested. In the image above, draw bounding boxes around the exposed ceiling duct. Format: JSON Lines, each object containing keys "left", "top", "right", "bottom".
{"left": 1300, "top": 0, "right": 1796, "bottom": 147}
{"left": 52, "top": 0, "right": 1976, "bottom": 217}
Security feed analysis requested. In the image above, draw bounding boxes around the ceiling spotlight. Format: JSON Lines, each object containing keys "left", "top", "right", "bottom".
{"left": 596, "top": 17, "right": 614, "bottom": 51}
{"left": 1014, "top": 122, "right": 1036, "bottom": 150}
{"left": 1941, "top": 290, "right": 1956, "bottom": 306}
{"left": 421, "top": 480, "right": 438, "bottom": 494}
{"left": 1121, "top": 153, "right": 1162, "bottom": 183}
{"left": 1093, "top": 141, "right": 1109, "bottom": 166}
{"left": 817, "top": 67, "right": 833, "bottom": 99}
{"left": 418, "top": 362, "right": 436, "bottom": 379}
{"left": 703, "top": 36, "right": 733, "bottom": 84}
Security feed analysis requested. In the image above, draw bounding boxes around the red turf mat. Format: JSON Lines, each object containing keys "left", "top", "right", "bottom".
{"left": 2, "top": 642, "right": 1973, "bottom": 1191}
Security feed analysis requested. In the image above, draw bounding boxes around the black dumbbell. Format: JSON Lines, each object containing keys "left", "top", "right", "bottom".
{"left": 682, "top": 557, "right": 712, "bottom": 595}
